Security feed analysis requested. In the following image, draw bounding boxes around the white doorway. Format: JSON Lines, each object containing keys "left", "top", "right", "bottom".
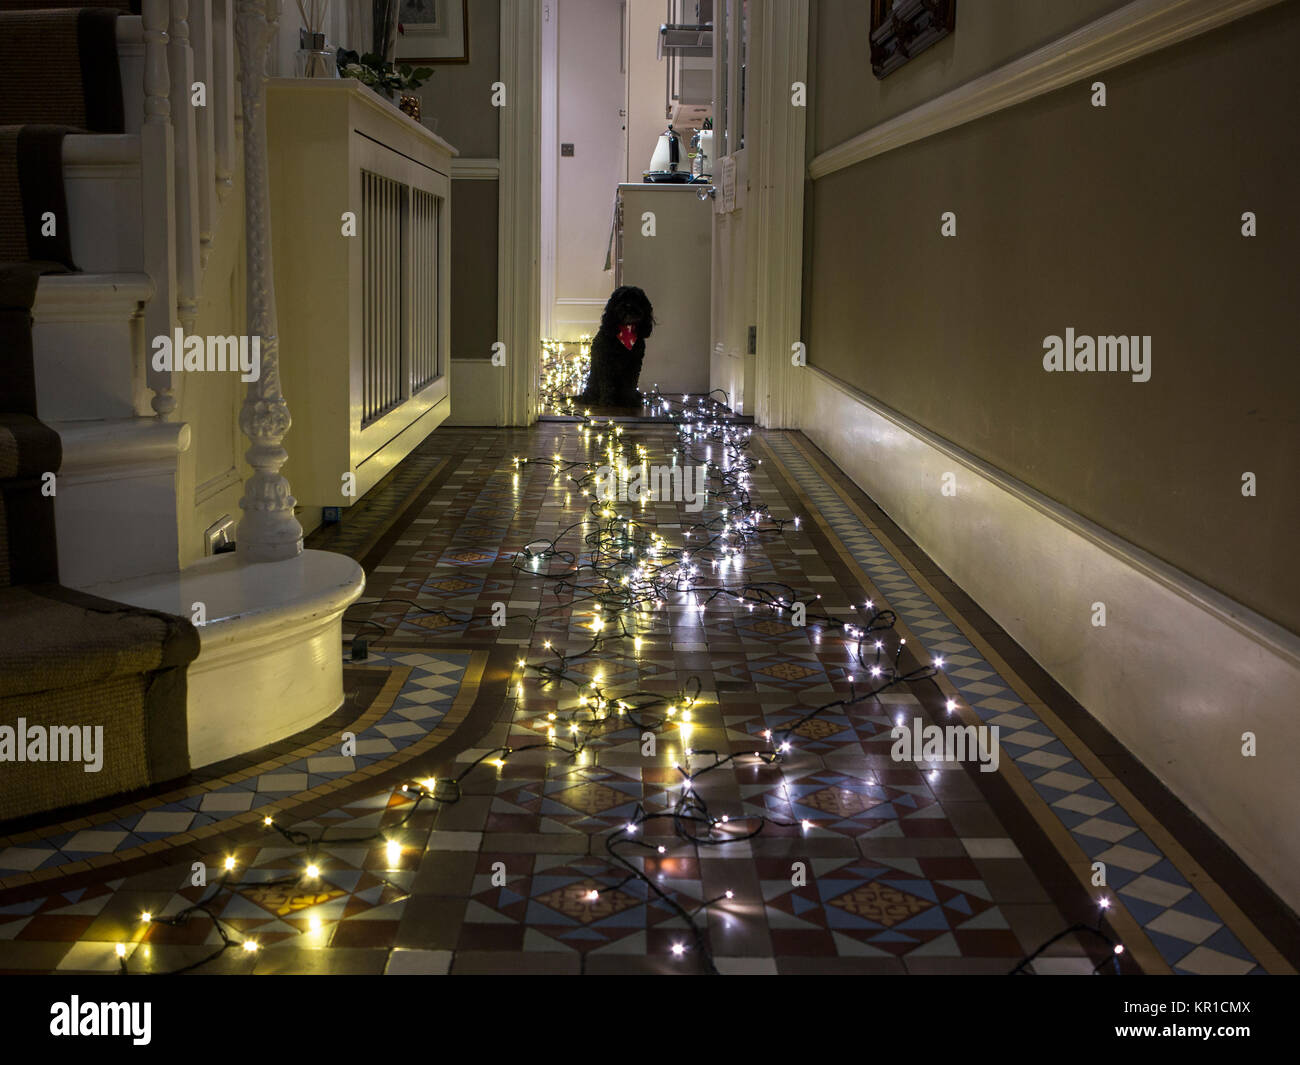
{"left": 541, "top": 0, "right": 630, "bottom": 341}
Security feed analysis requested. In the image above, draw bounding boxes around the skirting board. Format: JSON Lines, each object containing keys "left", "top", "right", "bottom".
{"left": 800, "top": 365, "right": 1300, "bottom": 914}
{"left": 446, "top": 357, "right": 505, "bottom": 425}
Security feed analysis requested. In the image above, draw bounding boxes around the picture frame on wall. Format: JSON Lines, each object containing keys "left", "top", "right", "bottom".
{"left": 869, "top": 0, "right": 955, "bottom": 79}
{"left": 396, "top": 0, "right": 470, "bottom": 64}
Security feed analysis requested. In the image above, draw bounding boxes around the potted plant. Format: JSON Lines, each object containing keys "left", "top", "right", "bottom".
{"left": 336, "top": 47, "right": 433, "bottom": 118}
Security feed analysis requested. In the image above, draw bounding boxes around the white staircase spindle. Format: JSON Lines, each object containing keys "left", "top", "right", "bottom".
{"left": 212, "top": 0, "right": 236, "bottom": 200}
{"left": 141, "top": 0, "right": 178, "bottom": 420}
{"left": 190, "top": 0, "right": 217, "bottom": 262}
{"left": 234, "top": 0, "right": 303, "bottom": 561}
{"left": 169, "top": 0, "right": 201, "bottom": 329}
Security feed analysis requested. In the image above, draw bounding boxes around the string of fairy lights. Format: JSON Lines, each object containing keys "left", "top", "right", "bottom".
{"left": 111, "top": 345, "right": 1123, "bottom": 975}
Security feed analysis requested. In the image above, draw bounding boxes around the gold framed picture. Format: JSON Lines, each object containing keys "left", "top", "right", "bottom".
{"left": 396, "top": 0, "right": 470, "bottom": 64}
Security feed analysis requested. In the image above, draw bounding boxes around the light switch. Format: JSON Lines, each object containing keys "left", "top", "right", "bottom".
{"left": 561, "top": 143, "right": 575, "bottom": 157}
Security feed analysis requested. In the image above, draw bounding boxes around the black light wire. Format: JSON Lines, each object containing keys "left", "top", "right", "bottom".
{"left": 115, "top": 389, "right": 1114, "bottom": 975}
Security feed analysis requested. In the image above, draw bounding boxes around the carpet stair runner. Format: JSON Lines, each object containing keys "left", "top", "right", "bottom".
{"left": 0, "top": 4, "right": 128, "bottom": 270}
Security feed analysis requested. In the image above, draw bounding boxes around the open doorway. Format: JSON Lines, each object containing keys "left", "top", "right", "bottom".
{"left": 539, "top": 0, "right": 728, "bottom": 422}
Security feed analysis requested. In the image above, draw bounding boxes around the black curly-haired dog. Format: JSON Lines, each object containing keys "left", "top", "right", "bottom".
{"left": 577, "top": 285, "right": 655, "bottom": 407}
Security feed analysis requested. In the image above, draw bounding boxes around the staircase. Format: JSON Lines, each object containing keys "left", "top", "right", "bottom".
{"left": 0, "top": 0, "right": 364, "bottom": 799}
{"left": 0, "top": 262, "right": 200, "bottom": 822}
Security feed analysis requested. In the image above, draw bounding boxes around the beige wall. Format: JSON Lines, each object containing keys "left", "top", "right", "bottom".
{"left": 626, "top": 0, "right": 669, "bottom": 177}
{"left": 810, "top": 0, "right": 1129, "bottom": 152}
{"left": 451, "top": 178, "right": 500, "bottom": 359}
{"left": 552, "top": 0, "right": 626, "bottom": 338}
{"left": 431, "top": 0, "right": 502, "bottom": 359}
{"left": 420, "top": 0, "right": 502, "bottom": 156}
{"left": 178, "top": 171, "right": 249, "bottom": 565}
{"left": 802, "top": 1, "right": 1300, "bottom": 634}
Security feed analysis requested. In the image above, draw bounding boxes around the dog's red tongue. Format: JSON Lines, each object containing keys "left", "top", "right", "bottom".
{"left": 617, "top": 324, "right": 638, "bottom": 350}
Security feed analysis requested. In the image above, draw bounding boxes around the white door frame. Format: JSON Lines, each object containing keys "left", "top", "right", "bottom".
{"left": 748, "top": 0, "right": 808, "bottom": 429}
{"left": 500, "top": 0, "right": 543, "bottom": 425}
{"left": 540, "top": 0, "right": 558, "bottom": 340}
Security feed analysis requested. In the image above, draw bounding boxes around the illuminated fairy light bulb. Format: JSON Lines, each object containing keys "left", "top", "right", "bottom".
{"left": 305, "top": 863, "right": 320, "bottom": 879}
{"left": 626, "top": 823, "right": 637, "bottom": 834}
{"left": 242, "top": 939, "right": 259, "bottom": 954}
{"left": 1113, "top": 944, "right": 1125, "bottom": 955}
{"left": 386, "top": 839, "right": 402, "bottom": 865}
{"left": 1098, "top": 896, "right": 1111, "bottom": 910}
{"left": 224, "top": 855, "right": 236, "bottom": 872}
{"left": 801, "top": 819, "right": 813, "bottom": 831}
{"left": 657, "top": 845, "right": 667, "bottom": 854}
{"left": 725, "top": 890, "right": 735, "bottom": 900}
{"left": 309, "top": 917, "right": 322, "bottom": 934}
{"left": 140, "top": 912, "right": 152, "bottom": 924}
{"left": 263, "top": 816, "right": 274, "bottom": 827}
{"left": 933, "top": 656, "right": 944, "bottom": 669}
{"left": 422, "top": 777, "right": 437, "bottom": 791}
{"left": 946, "top": 699, "right": 958, "bottom": 713}
{"left": 115, "top": 942, "right": 127, "bottom": 958}
{"left": 671, "top": 943, "right": 685, "bottom": 957}
{"left": 586, "top": 889, "right": 600, "bottom": 901}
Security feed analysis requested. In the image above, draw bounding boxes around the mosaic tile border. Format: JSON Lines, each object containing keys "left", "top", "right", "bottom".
{"left": 758, "top": 431, "right": 1290, "bottom": 976}
{"left": 0, "top": 650, "right": 484, "bottom": 891}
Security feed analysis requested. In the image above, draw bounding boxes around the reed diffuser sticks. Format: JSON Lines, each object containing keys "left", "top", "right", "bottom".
{"left": 296, "top": 0, "right": 331, "bottom": 77}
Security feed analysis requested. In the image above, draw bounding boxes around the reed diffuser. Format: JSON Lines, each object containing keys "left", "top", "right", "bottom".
{"left": 295, "top": 0, "right": 335, "bottom": 77}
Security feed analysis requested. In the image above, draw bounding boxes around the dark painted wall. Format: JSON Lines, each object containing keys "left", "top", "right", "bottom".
{"left": 450, "top": 178, "right": 499, "bottom": 360}
{"left": 424, "top": 0, "right": 501, "bottom": 359}
{"left": 803, "top": 1, "right": 1300, "bottom": 632}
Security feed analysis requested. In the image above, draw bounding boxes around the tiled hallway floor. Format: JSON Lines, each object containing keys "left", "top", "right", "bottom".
{"left": 1, "top": 420, "right": 1296, "bottom": 975}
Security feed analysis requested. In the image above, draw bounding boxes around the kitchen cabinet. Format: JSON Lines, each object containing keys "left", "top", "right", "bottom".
{"left": 614, "top": 182, "right": 712, "bottom": 395}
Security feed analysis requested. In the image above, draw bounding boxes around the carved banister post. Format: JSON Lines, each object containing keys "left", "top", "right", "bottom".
{"left": 234, "top": 0, "right": 303, "bottom": 561}
{"left": 141, "top": 0, "right": 179, "bottom": 420}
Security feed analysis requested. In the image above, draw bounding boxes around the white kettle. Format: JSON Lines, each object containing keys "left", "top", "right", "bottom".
{"left": 649, "top": 123, "right": 682, "bottom": 173}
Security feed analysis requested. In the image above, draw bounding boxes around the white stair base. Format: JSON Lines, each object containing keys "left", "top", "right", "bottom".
{"left": 86, "top": 549, "right": 366, "bottom": 769}
{"left": 32, "top": 273, "right": 154, "bottom": 422}
{"left": 64, "top": 135, "right": 144, "bottom": 274}
{"left": 50, "top": 416, "right": 190, "bottom": 589}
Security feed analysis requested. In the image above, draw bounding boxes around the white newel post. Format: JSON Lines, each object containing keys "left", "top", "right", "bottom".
{"left": 234, "top": 0, "right": 303, "bottom": 561}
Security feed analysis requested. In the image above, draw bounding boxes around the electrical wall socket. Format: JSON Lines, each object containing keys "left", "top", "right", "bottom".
{"left": 204, "top": 515, "right": 236, "bottom": 556}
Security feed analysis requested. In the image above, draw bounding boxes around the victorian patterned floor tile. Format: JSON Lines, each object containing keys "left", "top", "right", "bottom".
{"left": 0, "top": 423, "right": 1293, "bottom": 976}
